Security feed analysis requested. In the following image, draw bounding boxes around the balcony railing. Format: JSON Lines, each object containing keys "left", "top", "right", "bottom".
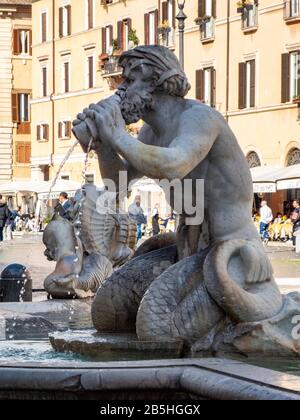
{"left": 200, "top": 18, "right": 215, "bottom": 42}
{"left": 102, "top": 58, "right": 122, "bottom": 77}
{"left": 159, "top": 27, "right": 175, "bottom": 49}
{"left": 284, "top": 0, "right": 300, "bottom": 21}
{"left": 242, "top": 4, "right": 258, "bottom": 30}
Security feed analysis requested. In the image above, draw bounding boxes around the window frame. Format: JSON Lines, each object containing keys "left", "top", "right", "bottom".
{"left": 40, "top": 10, "right": 48, "bottom": 43}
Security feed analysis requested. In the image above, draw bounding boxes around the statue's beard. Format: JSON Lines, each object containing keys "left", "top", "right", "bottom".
{"left": 117, "top": 90, "right": 154, "bottom": 124}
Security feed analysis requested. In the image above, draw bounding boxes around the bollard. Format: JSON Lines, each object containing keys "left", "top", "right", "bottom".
{"left": 0, "top": 264, "right": 32, "bottom": 303}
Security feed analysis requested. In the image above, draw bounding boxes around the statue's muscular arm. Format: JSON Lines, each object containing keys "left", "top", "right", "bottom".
{"left": 108, "top": 106, "right": 221, "bottom": 180}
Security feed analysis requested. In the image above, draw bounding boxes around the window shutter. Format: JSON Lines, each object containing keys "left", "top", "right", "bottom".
{"left": 42, "top": 13, "right": 47, "bottom": 42}
{"left": 144, "top": 14, "right": 149, "bottom": 45}
{"left": 102, "top": 27, "right": 107, "bottom": 53}
{"left": 67, "top": 5, "right": 71, "bottom": 35}
{"left": 13, "top": 29, "right": 19, "bottom": 55}
{"left": 281, "top": 53, "right": 290, "bottom": 103}
{"left": 127, "top": 18, "right": 132, "bottom": 31}
{"left": 154, "top": 9, "right": 159, "bottom": 44}
{"left": 66, "top": 121, "right": 72, "bottom": 138}
{"left": 117, "top": 20, "right": 124, "bottom": 50}
{"left": 88, "top": 56, "right": 94, "bottom": 88}
{"left": 37, "top": 125, "right": 41, "bottom": 140}
{"left": 45, "top": 124, "right": 49, "bottom": 141}
{"left": 29, "top": 30, "right": 32, "bottom": 56}
{"left": 162, "top": 2, "right": 168, "bottom": 22}
{"left": 195, "top": 69, "right": 204, "bottom": 101}
{"left": 12, "top": 93, "right": 19, "bottom": 122}
{"left": 298, "top": 51, "right": 300, "bottom": 95}
{"left": 238, "top": 62, "right": 246, "bottom": 109}
{"left": 198, "top": 0, "right": 205, "bottom": 18}
{"left": 58, "top": 122, "right": 62, "bottom": 138}
{"left": 212, "top": 0, "right": 217, "bottom": 18}
{"left": 59, "top": 7, "right": 63, "bottom": 37}
{"left": 42, "top": 67, "right": 47, "bottom": 97}
{"left": 250, "top": 60, "right": 256, "bottom": 108}
{"left": 25, "top": 143, "right": 31, "bottom": 164}
{"left": 88, "top": 0, "right": 94, "bottom": 29}
{"left": 64, "top": 62, "right": 69, "bottom": 93}
{"left": 172, "top": 0, "right": 176, "bottom": 28}
{"left": 109, "top": 25, "right": 113, "bottom": 46}
{"left": 211, "top": 68, "right": 216, "bottom": 108}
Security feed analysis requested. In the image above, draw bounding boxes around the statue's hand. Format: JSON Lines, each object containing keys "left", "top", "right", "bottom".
{"left": 83, "top": 96, "right": 126, "bottom": 149}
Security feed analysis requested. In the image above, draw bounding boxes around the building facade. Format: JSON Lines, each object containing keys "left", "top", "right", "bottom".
{"left": 0, "top": 0, "right": 32, "bottom": 184}
{"left": 30, "top": 0, "right": 300, "bottom": 209}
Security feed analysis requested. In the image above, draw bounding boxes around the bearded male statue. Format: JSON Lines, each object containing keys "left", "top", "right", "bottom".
{"left": 72, "top": 46, "right": 300, "bottom": 355}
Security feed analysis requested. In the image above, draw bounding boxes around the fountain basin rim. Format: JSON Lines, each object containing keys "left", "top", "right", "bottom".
{"left": 0, "top": 358, "right": 299, "bottom": 400}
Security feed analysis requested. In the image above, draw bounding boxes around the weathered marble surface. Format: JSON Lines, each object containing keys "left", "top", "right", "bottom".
{"left": 0, "top": 358, "right": 299, "bottom": 400}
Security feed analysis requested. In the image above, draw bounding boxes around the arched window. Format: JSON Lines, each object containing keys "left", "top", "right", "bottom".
{"left": 286, "top": 148, "right": 300, "bottom": 167}
{"left": 246, "top": 151, "right": 261, "bottom": 168}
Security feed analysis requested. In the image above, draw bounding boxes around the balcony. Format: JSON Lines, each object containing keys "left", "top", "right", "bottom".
{"left": 242, "top": 4, "right": 258, "bottom": 33}
{"left": 284, "top": 0, "right": 300, "bottom": 23}
{"left": 100, "top": 55, "right": 123, "bottom": 90}
{"left": 102, "top": 59, "right": 122, "bottom": 77}
{"left": 196, "top": 17, "right": 215, "bottom": 43}
{"left": 159, "top": 27, "right": 175, "bottom": 49}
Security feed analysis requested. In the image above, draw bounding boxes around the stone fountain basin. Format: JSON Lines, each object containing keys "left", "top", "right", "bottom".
{"left": 49, "top": 330, "right": 184, "bottom": 360}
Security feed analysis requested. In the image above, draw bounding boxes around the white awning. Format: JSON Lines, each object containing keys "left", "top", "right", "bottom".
{"left": 251, "top": 164, "right": 300, "bottom": 191}
{"left": 0, "top": 180, "right": 81, "bottom": 199}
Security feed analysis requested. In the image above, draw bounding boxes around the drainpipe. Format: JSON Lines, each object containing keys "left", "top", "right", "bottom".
{"left": 225, "top": 0, "right": 230, "bottom": 122}
{"left": 50, "top": 0, "right": 55, "bottom": 170}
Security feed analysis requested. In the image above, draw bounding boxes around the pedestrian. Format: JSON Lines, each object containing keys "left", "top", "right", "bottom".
{"left": 259, "top": 200, "right": 273, "bottom": 245}
{"left": 54, "top": 192, "right": 72, "bottom": 220}
{"left": 0, "top": 195, "right": 10, "bottom": 242}
{"left": 151, "top": 204, "right": 160, "bottom": 236}
{"left": 291, "top": 199, "right": 300, "bottom": 247}
{"left": 128, "top": 196, "right": 147, "bottom": 241}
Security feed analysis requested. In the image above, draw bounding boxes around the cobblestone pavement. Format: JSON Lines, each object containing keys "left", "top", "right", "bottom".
{"left": 0, "top": 235, "right": 299, "bottom": 293}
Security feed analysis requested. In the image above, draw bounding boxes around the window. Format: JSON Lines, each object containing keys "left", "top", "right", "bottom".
{"left": 59, "top": 5, "right": 71, "bottom": 38}
{"left": 13, "top": 29, "right": 32, "bottom": 55}
{"left": 86, "top": 55, "right": 95, "bottom": 89}
{"left": 86, "top": 0, "right": 94, "bottom": 30}
{"left": 58, "top": 121, "right": 72, "bottom": 139}
{"left": 61, "top": 61, "right": 70, "bottom": 93}
{"left": 195, "top": 67, "right": 216, "bottom": 107}
{"left": 117, "top": 18, "right": 132, "bottom": 50}
{"left": 12, "top": 92, "right": 31, "bottom": 134}
{"left": 238, "top": 60, "right": 256, "bottom": 109}
{"left": 197, "top": 0, "right": 216, "bottom": 41}
{"left": 61, "top": 175, "right": 70, "bottom": 181}
{"left": 41, "top": 11, "right": 47, "bottom": 43}
{"left": 18, "top": 93, "right": 30, "bottom": 122}
{"left": 144, "top": 10, "right": 158, "bottom": 45}
{"left": 285, "top": 0, "right": 300, "bottom": 19}
{"left": 41, "top": 65, "right": 48, "bottom": 97}
{"left": 85, "top": 174, "right": 94, "bottom": 184}
{"left": 161, "top": 1, "right": 176, "bottom": 47}
{"left": 282, "top": 51, "right": 300, "bottom": 103}
{"left": 37, "top": 124, "right": 49, "bottom": 141}
{"left": 16, "top": 143, "right": 31, "bottom": 164}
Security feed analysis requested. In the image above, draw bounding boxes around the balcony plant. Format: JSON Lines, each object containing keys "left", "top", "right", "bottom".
{"left": 293, "top": 95, "right": 300, "bottom": 104}
{"left": 112, "top": 39, "right": 122, "bottom": 57}
{"left": 99, "top": 52, "right": 109, "bottom": 68}
{"left": 158, "top": 20, "right": 172, "bottom": 36}
{"left": 128, "top": 28, "right": 139, "bottom": 48}
{"left": 237, "top": 1, "right": 254, "bottom": 13}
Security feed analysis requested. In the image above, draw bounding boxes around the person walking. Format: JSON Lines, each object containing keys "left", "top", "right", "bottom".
{"left": 259, "top": 200, "right": 273, "bottom": 245}
{"left": 128, "top": 196, "right": 147, "bottom": 241}
{"left": 0, "top": 195, "right": 10, "bottom": 243}
{"left": 54, "top": 192, "right": 72, "bottom": 221}
{"left": 291, "top": 199, "right": 300, "bottom": 247}
{"left": 152, "top": 204, "right": 160, "bottom": 236}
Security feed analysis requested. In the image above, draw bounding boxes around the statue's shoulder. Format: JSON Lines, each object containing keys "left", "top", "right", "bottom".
{"left": 181, "top": 100, "right": 224, "bottom": 126}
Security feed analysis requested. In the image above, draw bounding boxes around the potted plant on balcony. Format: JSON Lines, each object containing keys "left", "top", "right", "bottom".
{"left": 237, "top": 1, "right": 254, "bottom": 13}
{"left": 158, "top": 20, "right": 172, "bottom": 37}
{"left": 99, "top": 52, "right": 109, "bottom": 69}
{"left": 128, "top": 28, "right": 139, "bottom": 49}
{"left": 111, "top": 39, "right": 122, "bottom": 57}
{"left": 293, "top": 95, "right": 300, "bottom": 104}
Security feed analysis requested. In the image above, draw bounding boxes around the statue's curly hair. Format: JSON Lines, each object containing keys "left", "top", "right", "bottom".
{"left": 119, "top": 45, "right": 191, "bottom": 98}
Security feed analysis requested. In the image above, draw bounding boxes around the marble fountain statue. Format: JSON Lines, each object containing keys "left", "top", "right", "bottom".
{"left": 45, "top": 45, "right": 300, "bottom": 358}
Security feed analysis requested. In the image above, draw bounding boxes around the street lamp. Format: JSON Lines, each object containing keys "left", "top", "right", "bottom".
{"left": 176, "top": 0, "right": 187, "bottom": 70}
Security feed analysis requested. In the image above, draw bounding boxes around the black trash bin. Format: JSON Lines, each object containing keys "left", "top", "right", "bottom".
{"left": 0, "top": 264, "right": 32, "bottom": 303}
